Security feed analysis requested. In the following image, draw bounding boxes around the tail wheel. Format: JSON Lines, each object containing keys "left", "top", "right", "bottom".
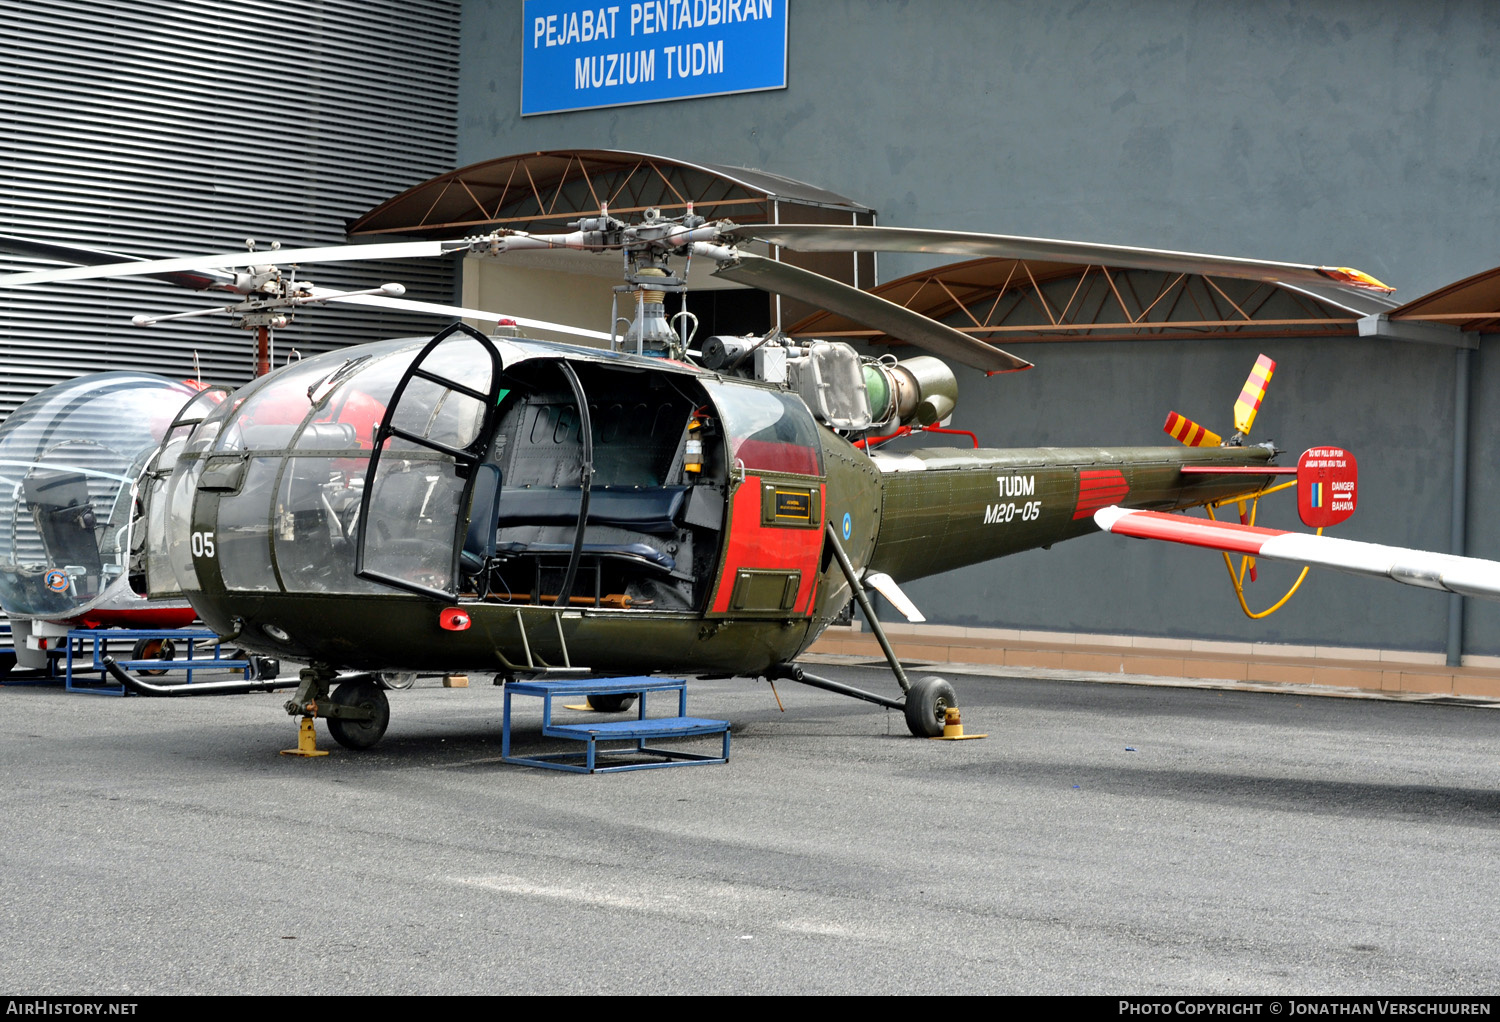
{"left": 377, "top": 671, "right": 417, "bottom": 690}
{"left": 131, "top": 637, "right": 175, "bottom": 677}
{"left": 903, "top": 676, "right": 956, "bottom": 738}
{"left": 327, "top": 677, "right": 391, "bottom": 750}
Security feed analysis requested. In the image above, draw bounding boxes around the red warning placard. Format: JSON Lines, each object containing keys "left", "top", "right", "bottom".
{"left": 1297, "top": 447, "right": 1357, "bottom": 528}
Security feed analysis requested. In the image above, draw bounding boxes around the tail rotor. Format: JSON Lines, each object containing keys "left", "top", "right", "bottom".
{"left": 1163, "top": 353, "right": 1277, "bottom": 449}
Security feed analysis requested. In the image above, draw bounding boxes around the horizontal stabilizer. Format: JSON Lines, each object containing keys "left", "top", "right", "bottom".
{"left": 1093, "top": 506, "right": 1500, "bottom": 602}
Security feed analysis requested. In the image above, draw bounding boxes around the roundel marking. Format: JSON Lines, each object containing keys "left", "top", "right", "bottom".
{"left": 842, "top": 512, "right": 852, "bottom": 541}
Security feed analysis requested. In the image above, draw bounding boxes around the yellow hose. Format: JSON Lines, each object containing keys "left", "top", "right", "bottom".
{"left": 1205, "top": 497, "right": 1322, "bottom": 619}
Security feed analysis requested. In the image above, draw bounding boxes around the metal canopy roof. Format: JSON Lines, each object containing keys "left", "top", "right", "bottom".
{"left": 1390, "top": 264, "right": 1500, "bottom": 334}
{"left": 349, "top": 149, "right": 874, "bottom": 237}
{"left": 788, "top": 255, "right": 1401, "bottom": 346}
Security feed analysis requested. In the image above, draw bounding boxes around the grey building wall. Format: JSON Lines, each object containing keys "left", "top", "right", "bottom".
{"left": 0, "top": 0, "right": 466, "bottom": 413}
{"left": 458, "top": 0, "right": 1500, "bottom": 654}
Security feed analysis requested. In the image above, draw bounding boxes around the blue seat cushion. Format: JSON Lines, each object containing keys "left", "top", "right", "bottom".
{"left": 496, "top": 486, "right": 688, "bottom": 535}
{"left": 493, "top": 540, "right": 676, "bottom": 574}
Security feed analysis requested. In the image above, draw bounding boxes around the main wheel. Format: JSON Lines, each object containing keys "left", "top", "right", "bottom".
{"left": 903, "top": 675, "right": 957, "bottom": 738}
{"left": 326, "top": 677, "right": 391, "bottom": 750}
{"left": 131, "top": 637, "right": 175, "bottom": 676}
{"left": 586, "top": 692, "right": 638, "bottom": 712}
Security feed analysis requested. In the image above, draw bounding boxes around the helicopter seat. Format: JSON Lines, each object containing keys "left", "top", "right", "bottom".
{"left": 492, "top": 540, "right": 676, "bottom": 574}
{"left": 460, "top": 464, "right": 502, "bottom": 577}
{"left": 22, "top": 469, "right": 103, "bottom": 586}
{"left": 495, "top": 485, "right": 688, "bottom": 534}
{"left": 490, "top": 485, "right": 688, "bottom": 583}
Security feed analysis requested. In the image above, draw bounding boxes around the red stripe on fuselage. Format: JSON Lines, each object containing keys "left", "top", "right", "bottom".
{"left": 1074, "top": 469, "right": 1131, "bottom": 519}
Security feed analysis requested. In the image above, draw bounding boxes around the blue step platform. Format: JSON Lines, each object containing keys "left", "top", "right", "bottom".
{"left": 502, "top": 676, "right": 730, "bottom": 773}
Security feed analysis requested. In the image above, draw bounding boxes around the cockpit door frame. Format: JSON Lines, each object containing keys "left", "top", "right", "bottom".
{"left": 354, "top": 322, "right": 504, "bottom": 601}
{"left": 551, "top": 360, "right": 594, "bottom": 607}
{"left": 132, "top": 384, "right": 234, "bottom": 601}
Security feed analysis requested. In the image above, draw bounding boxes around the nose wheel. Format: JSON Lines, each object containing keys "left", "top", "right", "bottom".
{"left": 326, "top": 677, "right": 391, "bottom": 750}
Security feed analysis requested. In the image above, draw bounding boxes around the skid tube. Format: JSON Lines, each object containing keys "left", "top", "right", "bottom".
{"left": 766, "top": 663, "right": 905, "bottom": 711}
{"left": 100, "top": 655, "right": 299, "bottom": 697}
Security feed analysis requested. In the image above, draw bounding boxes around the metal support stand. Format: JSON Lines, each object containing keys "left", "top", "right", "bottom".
{"left": 1447, "top": 346, "right": 1472, "bottom": 668}
{"left": 280, "top": 716, "right": 328, "bottom": 758}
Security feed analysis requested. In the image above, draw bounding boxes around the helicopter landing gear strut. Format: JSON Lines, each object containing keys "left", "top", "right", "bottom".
{"left": 280, "top": 665, "right": 390, "bottom": 755}
{"left": 768, "top": 526, "right": 980, "bottom": 739}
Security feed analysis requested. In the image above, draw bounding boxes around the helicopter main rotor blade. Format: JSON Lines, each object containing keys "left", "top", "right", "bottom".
{"left": 0, "top": 233, "right": 239, "bottom": 291}
{"left": 0, "top": 239, "right": 457, "bottom": 287}
{"left": 314, "top": 288, "right": 614, "bottom": 342}
{"left": 709, "top": 251, "right": 1032, "bottom": 374}
{"left": 725, "top": 224, "right": 1393, "bottom": 292}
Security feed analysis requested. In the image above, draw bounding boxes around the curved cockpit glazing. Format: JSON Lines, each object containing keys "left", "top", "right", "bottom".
{"left": 0, "top": 372, "right": 200, "bottom": 619}
{"left": 161, "top": 334, "right": 827, "bottom": 626}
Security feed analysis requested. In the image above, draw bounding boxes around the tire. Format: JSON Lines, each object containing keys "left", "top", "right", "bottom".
{"left": 377, "top": 671, "right": 417, "bottom": 690}
{"left": 131, "top": 637, "right": 175, "bottom": 676}
{"left": 326, "top": 677, "right": 391, "bottom": 750}
{"left": 586, "top": 692, "right": 638, "bottom": 712}
{"left": 903, "top": 675, "right": 956, "bottom": 738}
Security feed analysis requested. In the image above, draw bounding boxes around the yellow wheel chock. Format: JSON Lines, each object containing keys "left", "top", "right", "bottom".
{"left": 931, "top": 706, "right": 987, "bottom": 741}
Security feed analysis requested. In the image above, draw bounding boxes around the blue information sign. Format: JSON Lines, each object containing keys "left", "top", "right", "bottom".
{"left": 522, "top": 0, "right": 788, "bottom": 116}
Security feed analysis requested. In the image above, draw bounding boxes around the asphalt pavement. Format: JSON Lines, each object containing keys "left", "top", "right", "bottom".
{"left": 2, "top": 662, "right": 1498, "bottom": 995}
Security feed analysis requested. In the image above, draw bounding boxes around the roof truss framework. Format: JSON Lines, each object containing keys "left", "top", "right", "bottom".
{"left": 350, "top": 149, "right": 876, "bottom": 327}
{"left": 789, "top": 258, "right": 1372, "bottom": 345}
{"left": 350, "top": 149, "right": 873, "bottom": 237}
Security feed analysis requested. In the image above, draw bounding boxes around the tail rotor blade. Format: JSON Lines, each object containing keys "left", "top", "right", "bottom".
{"left": 1233, "top": 354, "right": 1276, "bottom": 435}
{"left": 1163, "top": 411, "right": 1223, "bottom": 448}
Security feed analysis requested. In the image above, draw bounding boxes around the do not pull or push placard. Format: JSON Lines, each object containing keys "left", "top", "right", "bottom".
{"left": 1297, "top": 446, "right": 1357, "bottom": 528}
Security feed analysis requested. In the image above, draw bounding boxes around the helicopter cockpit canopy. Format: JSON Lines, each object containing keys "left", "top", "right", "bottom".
{"left": 0, "top": 372, "right": 201, "bottom": 620}
{"left": 152, "top": 328, "right": 830, "bottom": 636}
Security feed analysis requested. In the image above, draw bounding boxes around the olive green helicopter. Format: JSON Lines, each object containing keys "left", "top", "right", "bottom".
{"left": 0, "top": 212, "right": 1398, "bottom": 750}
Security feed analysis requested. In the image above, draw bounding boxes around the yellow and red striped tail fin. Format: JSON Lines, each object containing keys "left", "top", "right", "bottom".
{"left": 1233, "top": 354, "right": 1276, "bottom": 435}
{"left": 1163, "top": 411, "right": 1223, "bottom": 447}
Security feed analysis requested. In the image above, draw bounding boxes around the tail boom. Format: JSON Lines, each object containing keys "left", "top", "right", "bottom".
{"left": 867, "top": 444, "right": 1277, "bottom": 583}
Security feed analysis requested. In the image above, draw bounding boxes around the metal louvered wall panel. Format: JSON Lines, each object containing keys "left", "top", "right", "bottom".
{"left": 0, "top": 0, "right": 463, "bottom": 418}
